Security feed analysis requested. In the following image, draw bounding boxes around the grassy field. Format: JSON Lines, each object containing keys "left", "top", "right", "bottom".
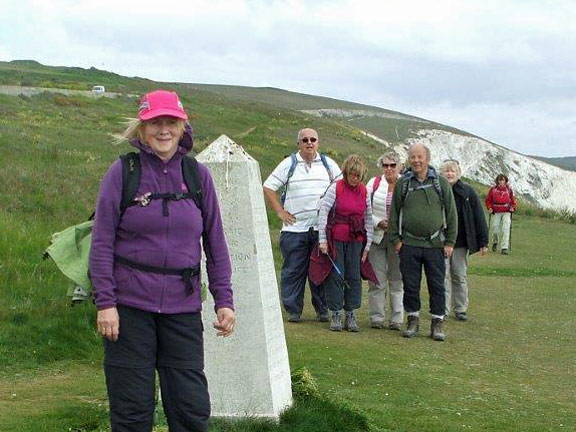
{"left": 1, "top": 63, "right": 575, "bottom": 431}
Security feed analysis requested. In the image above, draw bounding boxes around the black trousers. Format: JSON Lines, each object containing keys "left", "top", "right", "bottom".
{"left": 399, "top": 245, "right": 446, "bottom": 316}
{"left": 104, "top": 305, "right": 210, "bottom": 432}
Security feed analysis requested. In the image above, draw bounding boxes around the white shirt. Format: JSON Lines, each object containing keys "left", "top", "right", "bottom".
{"left": 263, "top": 152, "right": 342, "bottom": 232}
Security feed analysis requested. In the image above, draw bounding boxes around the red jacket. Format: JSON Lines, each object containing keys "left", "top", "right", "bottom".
{"left": 485, "top": 184, "right": 517, "bottom": 213}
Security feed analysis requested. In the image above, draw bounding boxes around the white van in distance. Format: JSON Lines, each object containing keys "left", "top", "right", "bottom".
{"left": 91, "top": 85, "right": 105, "bottom": 93}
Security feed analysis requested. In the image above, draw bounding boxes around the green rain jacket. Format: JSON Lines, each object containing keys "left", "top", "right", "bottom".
{"left": 45, "top": 220, "right": 93, "bottom": 292}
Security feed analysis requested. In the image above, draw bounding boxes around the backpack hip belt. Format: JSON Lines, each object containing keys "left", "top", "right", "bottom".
{"left": 114, "top": 255, "right": 200, "bottom": 295}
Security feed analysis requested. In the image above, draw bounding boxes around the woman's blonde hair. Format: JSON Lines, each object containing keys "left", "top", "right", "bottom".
{"left": 114, "top": 117, "right": 187, "bottom": 144}
{"left": 341, "top": 154, "right": 368, "bottom": 182}
{"left": 440, "top": 159, "right": 461, "bottom": 177}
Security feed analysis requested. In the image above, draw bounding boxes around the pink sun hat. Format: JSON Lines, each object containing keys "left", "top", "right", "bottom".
{"left": 138, "top": 90, "right": 188, "bottom": 121}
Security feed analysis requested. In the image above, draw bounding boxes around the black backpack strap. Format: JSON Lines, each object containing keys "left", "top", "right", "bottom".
{"left": 119, "top": 152, "right": 141, "bottom": 216}
{"left": 181, "top": 155, "right": 203, "bottom": 214}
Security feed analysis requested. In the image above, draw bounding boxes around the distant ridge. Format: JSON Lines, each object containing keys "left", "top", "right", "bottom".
{"left": 531, "top": 156, "right": 576, "bottom": 172}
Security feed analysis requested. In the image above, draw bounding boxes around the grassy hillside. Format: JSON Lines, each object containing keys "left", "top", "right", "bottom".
{"left": 1, "top": 62, "right": 575, "bottom": 431}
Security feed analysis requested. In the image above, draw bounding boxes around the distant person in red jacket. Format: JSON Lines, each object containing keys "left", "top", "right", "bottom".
{"left": 485, "top": 174, "right": 517, "bottom": 254}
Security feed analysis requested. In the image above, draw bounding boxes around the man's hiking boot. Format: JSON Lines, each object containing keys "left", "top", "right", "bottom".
{"left": 455, "top": 312, "right": 468, "bottom": 321}
{"left": 330, "top": 311, "right": 342, "bottom": 332}
{"left": 492, "top": 243, "right": 498, "bottom": 252}
{"left": 316, "top": 312, "right": 329, "bottom": 322}
{"left": 371, "top": 321, "right": 384, "bottom": 329}
{"left": 402, "top": 315, "right": 419, "bottom": 338}
{"left": 287, "top": 313, "right": 301, "bottom": 323}
{"left": 431, "top": 318, "right": 446, "bottom": 341}
{"left": 344, "top": 312, "right": 359, "bottom": 332}
{"left": 501, "top": 248, "right": 509, "bottom": 255}
{"left": 389, "top": 322, "right": 402, "bottom": 331}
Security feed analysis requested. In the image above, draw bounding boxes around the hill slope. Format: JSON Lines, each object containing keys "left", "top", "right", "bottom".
{"left": 1, "top": 59, "right": 576, "bottom": 213}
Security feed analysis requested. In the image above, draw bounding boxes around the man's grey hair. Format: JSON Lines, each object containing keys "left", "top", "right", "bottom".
{"left": 376, "top": 151, "right": 401, "bottom": 168}
{"left": 408, "top": 143, "right": 431, "bottom": 159}
{"left": 297, "top": 128, "right": 318, "bottom": 142}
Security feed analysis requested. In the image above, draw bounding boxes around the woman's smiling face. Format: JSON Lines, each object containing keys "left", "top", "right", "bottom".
{"left": 142, "top": 116, "right": 184, "bottom": 161}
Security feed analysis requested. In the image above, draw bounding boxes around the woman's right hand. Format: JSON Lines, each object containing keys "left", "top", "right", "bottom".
{"left": 319, "top": 243, "right": 329, "bottom": 255}
{"left": 97, "top": 307, "right": 120, "bottom": 342}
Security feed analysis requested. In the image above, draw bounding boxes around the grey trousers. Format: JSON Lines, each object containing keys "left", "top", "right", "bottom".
{"left": 444, "top": 247, "right": 469, "bottom": 315}
{"left": 367, "top": 234, "right": 404, "bottom": 324}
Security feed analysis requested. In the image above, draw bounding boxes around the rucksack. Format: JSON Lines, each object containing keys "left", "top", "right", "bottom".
{"left": 281, "top": 152, "right": 334, "bottom": 205}
{"left": 490, "top": 185, "right": 513, "bottom": 206}
{"left": 44, "top": 152, "right": 204, "bottom": 305}
{"left": 397, "top": 167, "right": 447, "bottom": 240}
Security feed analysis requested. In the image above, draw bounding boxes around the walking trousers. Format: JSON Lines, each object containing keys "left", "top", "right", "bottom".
{"left": 279, "top": 228, "right": 327, "bottom": 316}
{"left": 367, "top": 234, "right": 404, "bottom": 325}
{"left": 489, "top": 212, "right": 511, "bottom": 250}
{"left": 399, "top": 245, "right": 446, "bottom": 317}
{"left": 104, "top": 305, "right": 210, "bottom": 432}
{"left": 444, "top": 247, "right": 469, "bottom": 315}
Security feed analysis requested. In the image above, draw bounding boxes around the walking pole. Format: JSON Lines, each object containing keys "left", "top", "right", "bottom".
{"left": 326, "top": 253, "right": 352, "bottom": 291}
{"left": 508, "top": 211, "right": 513, "bottom": 253}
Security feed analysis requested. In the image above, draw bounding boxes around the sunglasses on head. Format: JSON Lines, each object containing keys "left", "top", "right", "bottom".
{"left": 382, "top": 163, "right": 397, "bottom": 168}
{"left": 301, "top": 137, "right": 317, "bottom": 143}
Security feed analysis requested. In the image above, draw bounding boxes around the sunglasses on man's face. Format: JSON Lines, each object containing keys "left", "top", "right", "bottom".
{"left": 382, "top": 163, "right": 397, "bottom": 168}
{"left": 301, "top": 137, "right": 318, "bottom": 144}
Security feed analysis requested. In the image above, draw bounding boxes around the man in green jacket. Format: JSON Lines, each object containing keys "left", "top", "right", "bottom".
{"left": 388, "top": 143, "right": 457, "bottom": 341}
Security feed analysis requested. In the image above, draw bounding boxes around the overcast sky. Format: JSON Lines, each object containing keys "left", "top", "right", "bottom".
{"left": 2, "top": 0, "right": 575, "bottom": 157}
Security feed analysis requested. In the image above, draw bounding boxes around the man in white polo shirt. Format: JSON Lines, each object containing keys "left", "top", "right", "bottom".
{"left": 263, "top": 128, "right": 341, "bottom": 323}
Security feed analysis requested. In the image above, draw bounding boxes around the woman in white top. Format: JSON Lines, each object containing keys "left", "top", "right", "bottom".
{"left": 366, "top": 152, "right": 404, "bottom": 330}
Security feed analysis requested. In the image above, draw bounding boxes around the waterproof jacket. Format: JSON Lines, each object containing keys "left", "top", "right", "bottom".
{"left": 90, "top": 128, "right": 234, "bottom": 314}
{"left": 452, "top": 180, "right": 489, "bottom": 254}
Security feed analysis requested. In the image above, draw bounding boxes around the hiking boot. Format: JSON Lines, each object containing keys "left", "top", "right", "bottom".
{"left": 402, "top": 315, "right": 419, "bottom": 338}
{"left": 492, "top": 243, "right": 498, "bottom": 252}
{"left": 431, "top": 318, "right": 446, "bottom": 341}
{"left": 389, "top": 322, "right": 402, "bottom": 331}
{"left": 455, "top": 312, "right": 468, "bottom": 322}
{"left": 344, "top": 312, "right": 359, "bottom": 332}
{"left": 371, "top": 321, "right": 384, "bottom": 329}
{"left": 501, "top": 248, "right": 509, "bottom": 255}
{"left": 330, "top": 311, "right": 342, "bottom": 332}
{"left": 316, "top": 312, "right": 329, "bottom": 322}
{"left": 287, "top": 313, "right": 301, "bottom": 323}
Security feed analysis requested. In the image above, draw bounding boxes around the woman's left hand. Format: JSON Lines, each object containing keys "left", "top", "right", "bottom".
{"left": 361, "top": 249, "right": 369, "bottom": 263}
{"left": 213, "top": 307, "right": 236, "bottom": 337}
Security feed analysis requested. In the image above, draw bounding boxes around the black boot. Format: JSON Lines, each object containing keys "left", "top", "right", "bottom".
{"left": 431, "top": 318, "right": 446, "bottom": 341}
{"left": 402, "top": 315, "right": 419, "bottom": 338}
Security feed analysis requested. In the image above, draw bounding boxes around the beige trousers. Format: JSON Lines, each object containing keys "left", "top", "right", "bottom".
{"left": 367, "top": 234, "right": 404, "bottom": 324}
{"left": 489, "top": 212, "right": 512, "bottom": 250}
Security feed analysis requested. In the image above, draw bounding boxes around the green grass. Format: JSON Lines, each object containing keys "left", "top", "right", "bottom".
{"left": 1, "top": 62, "right": 575, "bottom": 431}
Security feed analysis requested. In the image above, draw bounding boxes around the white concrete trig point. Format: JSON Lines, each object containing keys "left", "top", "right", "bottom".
{"left": 197, "top": 135, "right": 293, "bottom": 419}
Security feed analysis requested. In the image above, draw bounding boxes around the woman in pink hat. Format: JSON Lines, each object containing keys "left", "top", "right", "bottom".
{"left": 90, "top": 90, "right": 235, "bottom": 432}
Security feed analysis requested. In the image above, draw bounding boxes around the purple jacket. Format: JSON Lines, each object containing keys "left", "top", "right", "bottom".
{"left": 90, "top": 128, "right": 234, "bottom": 314}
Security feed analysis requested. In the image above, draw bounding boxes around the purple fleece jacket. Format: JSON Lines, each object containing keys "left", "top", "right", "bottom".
{"left": 90, "top": 128, "right": 234, "bottom": 314}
